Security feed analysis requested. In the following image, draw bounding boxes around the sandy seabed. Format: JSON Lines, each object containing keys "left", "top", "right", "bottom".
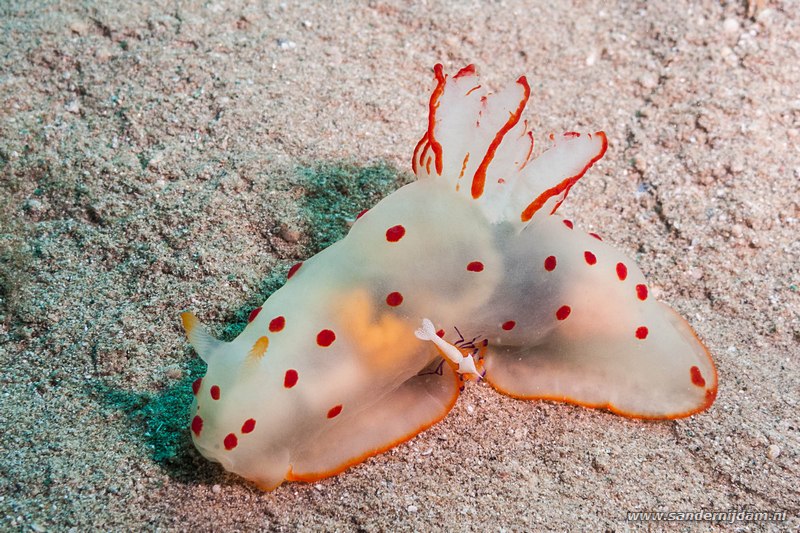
{"left": 1, "top": 1, "right": 798, "bottom": 531}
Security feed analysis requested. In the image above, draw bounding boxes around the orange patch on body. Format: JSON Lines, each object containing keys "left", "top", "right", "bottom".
{"left": 181, "top": 311, "right": 198, "bottom": 334}
{"left": 338, "top": 290, "right": 422, "bottom": 373}
{"left": 248, "top": 336, "right": 270, "bottom": 360}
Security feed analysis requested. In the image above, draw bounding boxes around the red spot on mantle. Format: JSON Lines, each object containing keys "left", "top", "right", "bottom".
{"left": 191, "top": 378, "right": 202, "bottom": 395}
{"left": 556, "top": 305, "right": 571, "bottom": 321}
{"left": 247, "top": 307, "right": 262, "bottom": 323}
{"left": 191, "top": 415, "right": 203, "bottom": 437}
{"left": 584, "top": 251, "right": 597, "bottom": 265}
{"left": 544, "top": 255, "right": 557, "bottom": 271}
{"left": 224, "top": 433, "right": 238, "bottom": 450}
{"left": 502, "top": 320, "right": 516, "bottom": 331}
{"left": 327, "top": 405, "right": 343, "bottom": 419}
{"left": 284, "top": 369, "right": 298, "bottom": 388}
{"left": 356, "top": 208, "right": 369, "bottom": 220}
{"left": 690, "top": 366, "right": 706, "bottom": 387}
{"left": 563, "top": 219, "right": 574, "bottom": 229}
{"left": 241, "top": 418, "right": 256, "bottom": 434}
{"left": 385, "top": 224, "right": 406, "bottom": 242}
{"left": 616, "top": 262, "right": 628, "bottom": 281}
{"left": 386, "top": 291, "right": 404, "bottom": 306}
{"left": 635, "top": 326, "right": 649, "bottom": 340}
{"left": 210, "top": 385, "right": 220, "bottom": 400}
{"left": 636, "top": 284, "right": 648, "bottom": 301}
{"left": 467, "top": 261, "right": 484, "bottom": 272}
{"left": 269, "top": 316, "right": 286, "bottom": 332}
{"left": 287, "top": 262, "right": 303, "bottom": 279}
{"left": 317, "top": 329, "right": 336, "bottom": 347}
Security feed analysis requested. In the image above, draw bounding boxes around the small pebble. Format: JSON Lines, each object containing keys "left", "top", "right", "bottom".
{"left": 585, "top": 48, "right": 598, "bottom": 66}
{"left": 23, "top": 198, "right": 44, "bottom": 213}
{"left": 277, "top": 38, "right": 296, "bottom": 50}
{"left": 280, "top": 226, "right": 301, "bottom": 243}
{"left": 592, "top": 455, "right": 609, "bottom": 472}
{"left": 633, "top": 154, "right": 647, "bottom": 173}
{"left": 407, "top": 505, "right": 418, "bottom": 513}
{"left": 766, "top": 444, "right": 780, "bottom": 460}
{"left": 70, "top": 20, "right": 90, "bottom": 35}
{"left": 95, "top": 46, "right": 113, "bottom": 62}
{"left": 756, "top": 8, "right": 774, "bottom": 24}
{"left": 723, "top": 17, "right": 740, "bottom": 35}
{"left": 638, "top": 73, "right": 658, "bottom": 90}
{"left": 211, "top": 484, "right": 222, "bottom": 494}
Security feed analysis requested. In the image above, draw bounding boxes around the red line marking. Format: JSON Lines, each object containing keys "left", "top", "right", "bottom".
{"left": 518, "top": 131, "right": 535, "bottom": 171}
{"left": 411, "top": 134, "right": 426, "bottom": 174}
{"left": 471, "top": 76, "right": 530, "bottom": 199}
{"left": 520, "top": 132, "right": 608, "bottom": 222}
{"left": 426, "top": 64, "right": 447, "bottom": 176}
{"left": 458, "top": 152, "right": 470, "bottom": 180}
{"left": 454, "top": 64, "right": 476, "bottom": 78}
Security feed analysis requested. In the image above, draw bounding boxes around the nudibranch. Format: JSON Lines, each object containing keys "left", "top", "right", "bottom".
{"left": 181, "top": 64, "right": 717, "bottom": 490}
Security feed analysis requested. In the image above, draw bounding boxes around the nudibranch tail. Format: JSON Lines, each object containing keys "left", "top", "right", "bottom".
{"left": 181, "top": 311, "right": 224, "bottom": 363}
{"left": 413, "top": 64, "right": 607, "bottom": 228}
{"left": 478, "top": 215, "right": 717, "bottom": 419}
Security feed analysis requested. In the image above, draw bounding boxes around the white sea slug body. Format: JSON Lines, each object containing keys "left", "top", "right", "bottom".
{"left": 181, "top": 64, "right": 717, "bottom": 490}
